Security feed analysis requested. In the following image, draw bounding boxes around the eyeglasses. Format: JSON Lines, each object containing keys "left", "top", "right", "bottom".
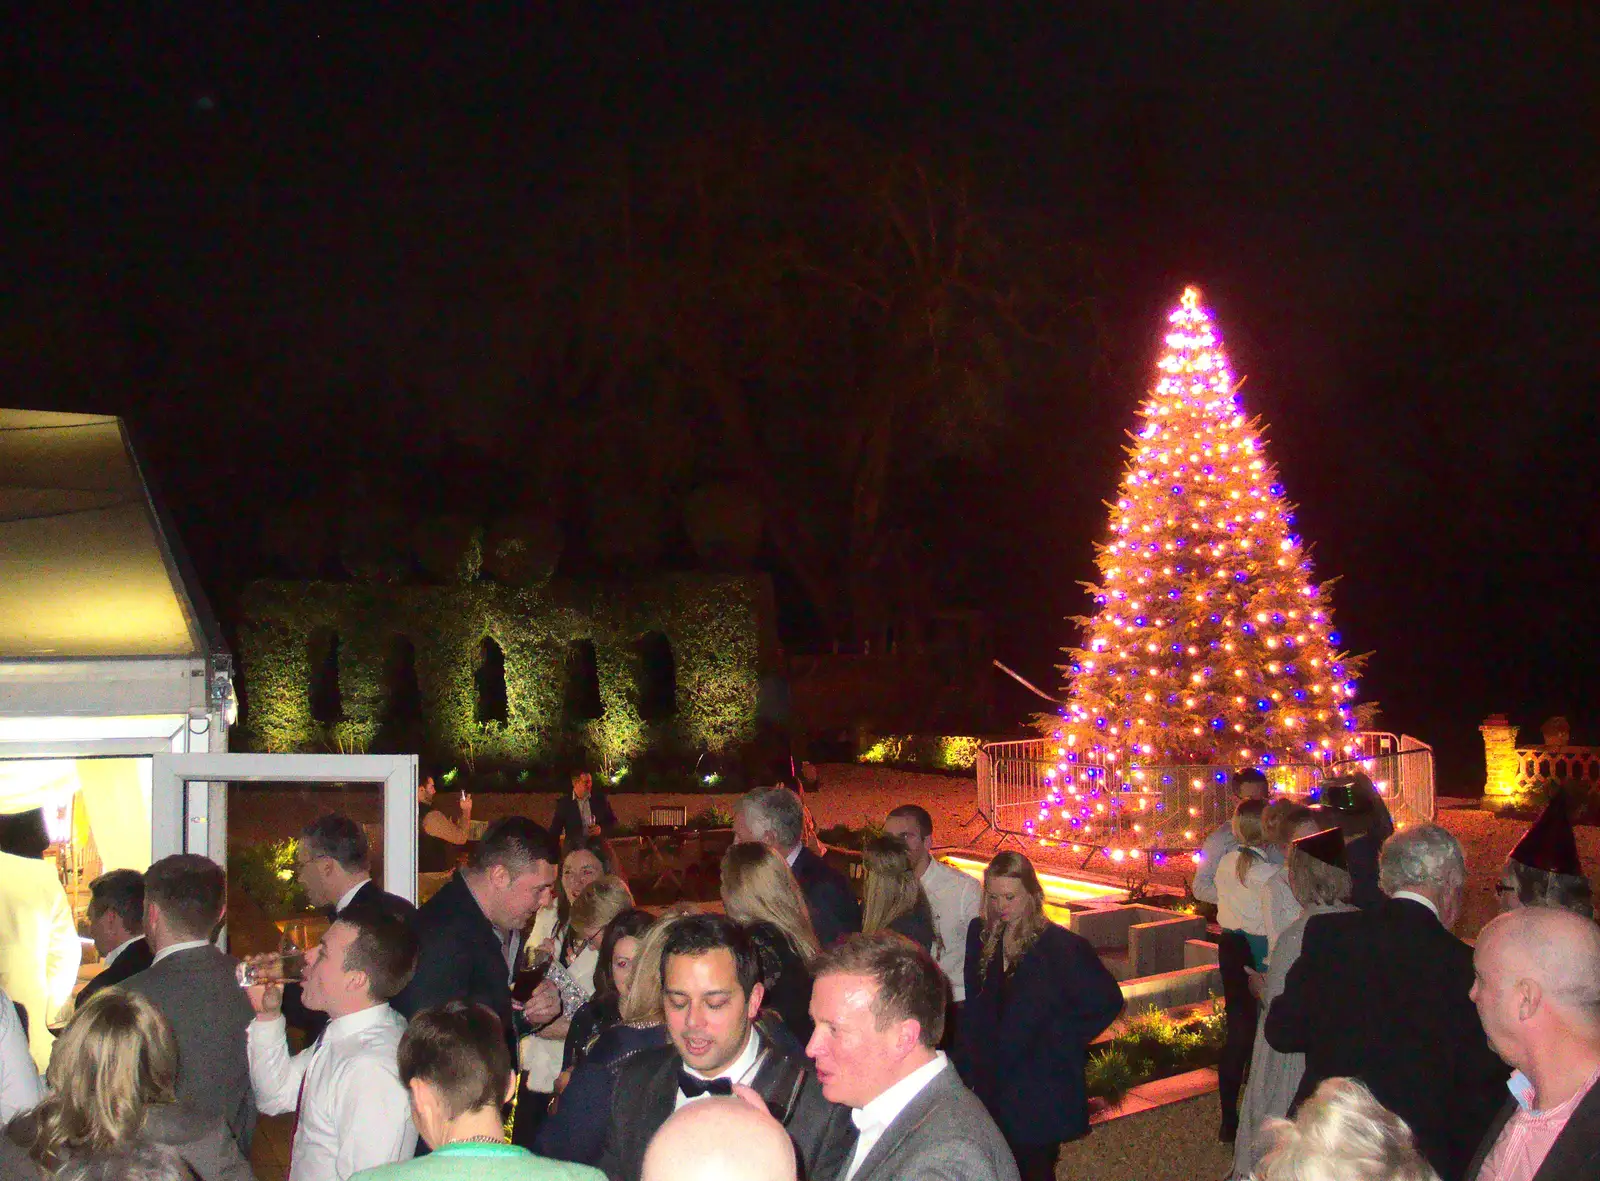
{"left": 1493, "top": 883, "right": 1516, "bottom": 896}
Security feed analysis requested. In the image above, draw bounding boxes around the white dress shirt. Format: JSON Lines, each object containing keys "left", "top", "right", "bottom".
{"left": 919, "top": 858, "right": 983, "bottom": 1002}
{"left": 333, "top": 879, "right": 370, "bottom": 916}
{"left": 844, "top": 1052, "right": 949, "bottom": 1181}
{"left": 0, "top": 983, "right": 42, "bottom": 1122}
{"left": 674, "top": 1027, "right": 765, "bottom": 1111}
{"left": 248, "top": 1003, "right": 414, "bottom": 1181}
{"left": 1391, "top": 890, "right": 1442, "bottom": 921}
{"left": 104, "top": 935, "right": 144, "bottom": 969}
{"left": 152, "top": 938, "right": 214, "bottom": 965}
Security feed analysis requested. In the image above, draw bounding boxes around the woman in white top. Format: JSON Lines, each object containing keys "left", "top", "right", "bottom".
{"left": 512, "top": 874, "right": 633, "bottom": 1147}
{"left": 0, "top": 809, "right": 81, "bottom": 1071}
{"left": 1259, "top": 801, "right": 1321, "bottom": 956}
{"left": 1215, "top": 798, "right": 1281, "bottom": 971}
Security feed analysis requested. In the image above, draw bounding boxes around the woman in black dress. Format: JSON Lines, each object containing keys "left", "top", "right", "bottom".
{"left": 719, "top": 840, "right": 821, "bottom": 1047}
{"left": 957, "top": 851, "right": 1124, "bottom": 1181}
{"left": 561, "top": 907, "right": 653, "bottom": 1076}
{"left": 861, "top": 834, "right": 941, "bottom": 954}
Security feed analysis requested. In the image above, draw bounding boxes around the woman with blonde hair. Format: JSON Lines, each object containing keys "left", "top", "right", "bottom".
{"left": 1216, "top": 796, "right": 1283, "bottom": 1144}
{"left": 1234, "top": 824, "right": 1357, "bottom": 1180}
{"left": 861, "top": 834, "right": 940, "bottom": 955}
{"left": 1257, "top": 1076, "right": 1439, "bottom": 1181}
{"left": 513, "top": 874, "right": 634, "bottom": 1147}
{"left": 536, "top": 910, "right": 693, "bottom": 1167}
{"left": 956, "top": 851, "right": 1123, "bottom": 1181}
{"left": 720, "top": 840, "right": 820, "bottom": 1044}
{"left": 4, "top": 990, "right": 251, "bottom": 1181}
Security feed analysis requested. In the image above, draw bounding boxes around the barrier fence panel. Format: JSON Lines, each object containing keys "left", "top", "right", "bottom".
{"left": 975, "top": 730, "right": 1436, "bottom": 867}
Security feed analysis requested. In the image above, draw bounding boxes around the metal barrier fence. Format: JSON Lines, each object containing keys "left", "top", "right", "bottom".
{"left": 975, "top": 731, "right": 1435, "bottom": 868}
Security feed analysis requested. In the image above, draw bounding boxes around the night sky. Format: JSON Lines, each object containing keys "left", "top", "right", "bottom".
{"left": 8, "top": 5, "right": 1598, "bottom": 791}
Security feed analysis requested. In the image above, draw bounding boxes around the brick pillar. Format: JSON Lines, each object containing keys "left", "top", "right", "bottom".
{"left": 1480, "top": 714, "right": 1520, "bottom": 801}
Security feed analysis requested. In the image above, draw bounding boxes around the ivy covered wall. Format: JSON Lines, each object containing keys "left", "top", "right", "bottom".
{"left": 236, "top": 575, "right": 766, "bottom": 766}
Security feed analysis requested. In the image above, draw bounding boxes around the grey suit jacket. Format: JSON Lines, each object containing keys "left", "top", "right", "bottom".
{"left": 851, "top": 1063, "right": 1020, "bottom": 1181}
{"left": 124, "top": 946, "right": 257, "bottom": 1154}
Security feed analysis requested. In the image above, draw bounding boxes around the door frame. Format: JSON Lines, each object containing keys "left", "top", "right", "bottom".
{"left": 152, "top": 752, "right": 418, "bottom": 903}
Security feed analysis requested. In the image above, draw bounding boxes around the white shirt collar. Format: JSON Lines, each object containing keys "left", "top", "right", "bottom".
{"left": 684, "top": 1026, "right": 763, "bottom": 1085}
{"left": 853, "top": 1052, "right": 947, "bottom": 1128}
{"left": 106, "top": 935, "right": 143, "bottom": 965}
{"left": 152, "top": 938, "right": 213, "bottom": 964}
{"left": 784, "top": 844, "right": 801, "bottom": 868}
{"left": 323, "top": 1001, "right": 398, "bottom": 1040}
{"left": 335, "top": 879, "right": 371, "bottom": 915}
{"left": 1391, "top": 890, "right": 1441, "bottom": 921}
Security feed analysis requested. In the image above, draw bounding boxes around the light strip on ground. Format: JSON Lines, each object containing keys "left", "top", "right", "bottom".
{"left": 941, "top": 854, "right": 1124, "bottom": 903}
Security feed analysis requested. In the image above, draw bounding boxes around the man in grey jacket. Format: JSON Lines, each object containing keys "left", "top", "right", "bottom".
{"left": 124, "top": 854, "right": 257, "bottom": 1154}
{"left": 807, "top": 933, "right": 1018, "bottom": 1181}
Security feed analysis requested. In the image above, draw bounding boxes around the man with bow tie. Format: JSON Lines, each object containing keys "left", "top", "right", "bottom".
{"left": 597, "top": 914, "right": 853, "bottom": 1181}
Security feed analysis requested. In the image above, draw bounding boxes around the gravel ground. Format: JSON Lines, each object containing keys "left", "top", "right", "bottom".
{"left": 1060, "top": 1094, "right": 1233, "bottom": 1181}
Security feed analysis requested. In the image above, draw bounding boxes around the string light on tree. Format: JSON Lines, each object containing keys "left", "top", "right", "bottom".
{"left": 1057, "top": 286, "right": 1374, "bottom": 769}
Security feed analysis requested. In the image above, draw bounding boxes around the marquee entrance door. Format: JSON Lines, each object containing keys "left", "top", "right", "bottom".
{"left": 152, "top": 754, "right": 419, "bottom": 912}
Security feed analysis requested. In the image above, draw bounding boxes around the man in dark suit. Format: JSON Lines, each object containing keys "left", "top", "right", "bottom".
{"left": 551, "top": 766, "right": 618, "bottom": 854}
{"left": 1464, "top": 906, "right": 1600, "bottom": 1181}
{"left": 809, "top": 933, "right": 1018, "bottom": 1181}
{"left": 123, "top": 855, "right": 258, "bottom": 1154}
{"left": 1267, "top": 824, "right": 1507, "bottom": 1181}
{"left": 598, "top": 914, "right": 855, "bottom": 1181}
{"left": 77, "top": 868, "right": 153, "bottom": 1007}
{"left": 281, "top": 812, "right": 416, "bottom": 1038}
{"left": 735, "top": 786, "right": 860, "bottom": 948}
{"left": 390, "top": 816, "right": 562, "bottom": 1044}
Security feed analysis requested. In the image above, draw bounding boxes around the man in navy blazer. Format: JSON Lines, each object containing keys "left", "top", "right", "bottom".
{"left": 77, "top": 869, "right": 154, "bottom": 1008}
{"left": 734, "top": 786, "right": 860, "bottom": 948}
{"left": 1266, "top": 825, "right": 1505, "bottom": 1181}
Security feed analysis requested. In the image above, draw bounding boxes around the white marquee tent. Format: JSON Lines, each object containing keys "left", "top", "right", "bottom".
{"left": 0, "top": 408, "right": 233, "bottom": 873}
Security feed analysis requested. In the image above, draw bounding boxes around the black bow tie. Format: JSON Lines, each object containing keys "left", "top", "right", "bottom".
{"left": 678, "top": 1071, "right": 735, "bottom": 1099}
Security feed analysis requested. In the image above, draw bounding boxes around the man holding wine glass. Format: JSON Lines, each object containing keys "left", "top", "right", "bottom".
{"left": 245, "top": 907, "right": 420, "bottom": 1181}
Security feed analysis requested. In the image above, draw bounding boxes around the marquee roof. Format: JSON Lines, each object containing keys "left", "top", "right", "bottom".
{"left": 0, "top": 409, "right": 213, "bottom": 660}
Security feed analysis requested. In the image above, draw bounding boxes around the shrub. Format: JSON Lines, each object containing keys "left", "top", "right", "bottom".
{"left": 1085, "top": 1047, "right": 1139, "bottom": 1106}
{"left": 687, "top": 804, "right": 734, "bottom": 830}
{"left": 857, "top": 734, "right": 982, "bottom": 773}
{"left": 233, "top": 839, "right": 313, "bottom": 918}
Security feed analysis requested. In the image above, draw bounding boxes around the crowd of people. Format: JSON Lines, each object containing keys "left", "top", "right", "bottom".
{"left": 0, "top": 773, "right": 1596, "bottom": 1181}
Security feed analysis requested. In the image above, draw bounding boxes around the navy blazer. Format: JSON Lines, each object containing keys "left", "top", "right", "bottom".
{"left": 552, "top": 790, "right": 618, "bottom": 852}
{"left": 535, "top": 1020, "right": 671, "bottom": 1167}
{"left": 957, "top": 918, "right": 1124, "bottom": 1146}
{"left": 791, "top": 846, "right": 861, "bottom": 948}
{"left": 76, "top": 937, "right": 153, "bottom": 1007}
{"left": 390, "top": 871, "right": 521, "bottom": 1052}
{"left": 1266, "top": 898, "right": 1506, "bottom": 1181}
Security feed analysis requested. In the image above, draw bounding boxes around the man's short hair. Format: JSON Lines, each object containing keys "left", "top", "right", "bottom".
{"left": 144, "top": 854, "right": 227, "bottom": 939}
{"left": 738, "top": 787, "right": 804, "bottom": 851}
{"left": 1232, "top": 768, "right": 1270, "bottom": 794}
{"left": 299, "top": 813, "right": 370, "bottom": 872}
{"left": 88, "top": 868, "right": 146, "bottom": 931}
{"left": 398, "top": 1001, "right": 509, "bottom": 1120}
{"left": 660, "top": 913, "right": 760, "bottom": 999}
{"left": 886, "top": 805, "right": 933, "bottom": 840}
{"left": 812, "top": 932, "right": 946, "bottom": 1048}
{"left": 339, "top": 907, "right": 419, "bottom": 1001}
{"left": 469, "top": 816, "right": 557, "bottom": 875}
{"left": 1379, "top": 824, "right": 1466, "bottom": 896}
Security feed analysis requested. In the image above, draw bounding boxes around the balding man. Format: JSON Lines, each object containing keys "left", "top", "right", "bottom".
{"left": 640, "top": 1096, "right": 797, "bottom": 1181}
{"left": 1266, "top": 824, "right": 1507, "bottom": 1181}
{"left": 1465, "top": 908, "right": 1600, "bottom": 1181}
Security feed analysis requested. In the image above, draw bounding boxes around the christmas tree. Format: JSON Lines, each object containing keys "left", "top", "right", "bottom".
{"left": 1056, "top": 286, "right": 1373, "bottom": 771}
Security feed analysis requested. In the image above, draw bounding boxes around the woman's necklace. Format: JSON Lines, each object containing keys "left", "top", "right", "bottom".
{"left": 453, "top": 1134, "right": 506, "bottom": 1145}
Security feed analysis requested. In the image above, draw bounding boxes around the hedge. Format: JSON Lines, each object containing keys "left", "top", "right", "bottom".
{"left": 236, "top": 574, "right": 763, "bottom": 767}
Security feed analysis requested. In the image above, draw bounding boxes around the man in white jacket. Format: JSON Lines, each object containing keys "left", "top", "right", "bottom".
{"left": 0, "top": 810, "right": 81, "bottom": 1070}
